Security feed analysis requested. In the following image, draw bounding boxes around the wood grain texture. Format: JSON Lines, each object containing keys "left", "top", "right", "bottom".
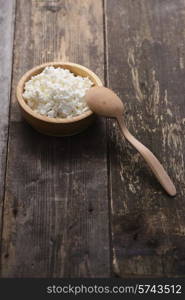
{"left": 105, "top": 0, "right": 185, "bottom": 277}
{"left": 1, "top": 0, "right": 110, "bottom": 277}
{"left": 0, "top": 0, "right": 15, "bottom": 238}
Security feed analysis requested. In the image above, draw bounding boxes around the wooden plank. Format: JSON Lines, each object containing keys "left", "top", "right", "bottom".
{"left": 105, "top": 0, "right": 185, "bottom": 277}
{"left": 0, "top": 1, "right": 15, "bottom": 239}
{"left": 1, "top": 0, "right": 110, "bottom": 277}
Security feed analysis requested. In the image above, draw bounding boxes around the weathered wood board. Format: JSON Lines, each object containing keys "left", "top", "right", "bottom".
{"left": 0, "top": 0, "right": 15, "bottom": 238}
{"left": 0, "top": 0, "right": 185, "bottom": 278}
{"left": 105, "top": 0, "right": 185, "bottom": 277}
{"left": 1, "top": 0, "right": 110, "bottom": 277}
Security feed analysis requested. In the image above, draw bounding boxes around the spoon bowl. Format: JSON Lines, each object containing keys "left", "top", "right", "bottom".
{"left": 86, "top": 86, "right": 124, "bottom": 117}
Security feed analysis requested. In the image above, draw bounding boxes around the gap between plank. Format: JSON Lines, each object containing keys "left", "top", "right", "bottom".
{"left": 102, "top": 0, "right": 114, "bottom": 277}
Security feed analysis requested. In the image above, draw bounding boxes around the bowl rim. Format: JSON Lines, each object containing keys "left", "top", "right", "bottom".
{"left": 16, "top": 62, "right": 103, "bottom": 124}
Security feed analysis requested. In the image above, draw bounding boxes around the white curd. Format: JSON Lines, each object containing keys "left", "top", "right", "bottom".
{"left": 23, "top": 66, "right": 93, "bottom": 118}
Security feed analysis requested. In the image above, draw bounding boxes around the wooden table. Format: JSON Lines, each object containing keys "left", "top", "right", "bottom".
{"left": 0, "top": 0, "right": 185, "bottom": 278}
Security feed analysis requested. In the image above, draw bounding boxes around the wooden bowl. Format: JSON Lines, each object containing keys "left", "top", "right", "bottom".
{"left": 16, "top": 62, "right": 103, "bottom": 136}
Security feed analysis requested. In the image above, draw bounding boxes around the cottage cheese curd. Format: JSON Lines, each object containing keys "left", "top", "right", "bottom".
{"left": 23, "top": 66, "right": 93, "bottom": 118}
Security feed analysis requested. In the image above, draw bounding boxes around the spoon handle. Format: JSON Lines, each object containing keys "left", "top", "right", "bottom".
{"left": 117, "top": 116, "right": 176, "bottom": 196}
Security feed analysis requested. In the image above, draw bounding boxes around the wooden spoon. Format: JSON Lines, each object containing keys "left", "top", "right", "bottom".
{"left": 85, "top": 86, "right": 176, "bottom": 196}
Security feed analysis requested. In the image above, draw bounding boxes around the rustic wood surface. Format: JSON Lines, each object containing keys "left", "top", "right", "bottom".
{"left": 0, "top": 0, "right": 15, "bottom": 239}
{"left": 0, "top": 0, "right": 184, "bottom": 278}
{"left": 0, "top": 0, "right": 110, "bottom": 278}
{"left": 106, "top": 0, "right": 185, "bottom": 277}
